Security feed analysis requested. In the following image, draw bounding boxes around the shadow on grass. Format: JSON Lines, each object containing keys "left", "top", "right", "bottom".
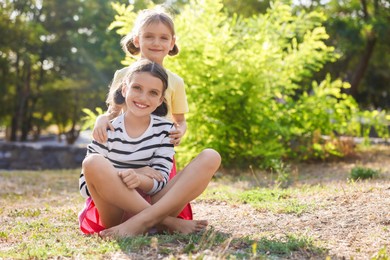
{"left": 114, "top": 227, "right": 329, "bottom": 259}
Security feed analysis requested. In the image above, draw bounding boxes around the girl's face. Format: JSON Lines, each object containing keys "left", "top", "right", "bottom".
{"left": 122, "top": 72, "right": 164, "bottom": 118}
{"left": 134, "top": 21, "right": 175, "bottom": 65}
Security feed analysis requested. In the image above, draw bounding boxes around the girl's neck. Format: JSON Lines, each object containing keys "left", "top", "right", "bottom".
{"left": 123, "top": 112, "right": 151, "bottom": 139}
{"left": 141, "top": 56, "right": 164, "bottom": 67}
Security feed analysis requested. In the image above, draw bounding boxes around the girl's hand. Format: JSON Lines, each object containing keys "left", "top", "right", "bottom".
{"left": 92, "top": 114, "right": 114, "bottom": 143}
{"left": 136, "top": 167, "right": 164, "bottom": 182}
{"left": 118, "top": 169, "right": 140, "bottom": 189}
{"left": 169, "top": 115, "right": 187, "bottom": 146}
{"left": 169, "top": 128, "right": 183, "bottom": 146}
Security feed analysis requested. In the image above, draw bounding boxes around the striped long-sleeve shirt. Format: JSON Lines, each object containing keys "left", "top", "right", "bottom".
{"left": 79, "top": 114, "right": 175, "bottom": 198}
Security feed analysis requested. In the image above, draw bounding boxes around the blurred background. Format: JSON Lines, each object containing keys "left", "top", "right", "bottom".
{"left": 1, "top": 0, "right": 389, "bottom": 168}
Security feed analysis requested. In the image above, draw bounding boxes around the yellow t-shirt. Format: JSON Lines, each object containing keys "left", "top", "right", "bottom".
{"left": 165, "top": 70, "right": 189, "bottom": 120}
{"left": 110, "top": 67, "right": 189, "bottom": 121}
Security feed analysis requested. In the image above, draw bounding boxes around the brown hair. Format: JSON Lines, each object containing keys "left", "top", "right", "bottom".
{"left": 121, "top": 7, "right": 179, "bottom": 57}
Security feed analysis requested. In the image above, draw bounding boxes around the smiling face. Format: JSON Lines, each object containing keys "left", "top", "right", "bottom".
{"left": 122, "top": 72, "right": 164, "bottom": 119}
{"left": 134, "top": 21, "right": 176, "bottom": 65}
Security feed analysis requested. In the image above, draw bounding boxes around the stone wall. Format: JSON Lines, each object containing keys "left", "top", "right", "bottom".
{"left": 0, "top": 142, "right": 87, "bottom": 170}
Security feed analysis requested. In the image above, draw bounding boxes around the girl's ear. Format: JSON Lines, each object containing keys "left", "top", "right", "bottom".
{"left": 133, "top": 35, "right": 140, "bottom": 48}
{"left": 121, "top": 84, "right": 127, "bottom": 97}
{"left": 158, "top": 95, "right": 164, "bottom": 106}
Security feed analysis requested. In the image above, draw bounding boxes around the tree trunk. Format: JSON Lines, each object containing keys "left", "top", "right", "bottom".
{"left": 10, "top": 53, "right": 21, "bottom": 141}
{"left": 29, "top": 45, "right": 47, "bottom": 141}
{"left": 65, "top": 92, "right": 80, "bottom": 145}
{"left": 348, "top": 0, "right": 377, "bottom": 97}
{"left": 348, "top": 34, "right": 377, "bottom": 97}
{"left": 20, "top": 61, "right": 32, "bottom": 141}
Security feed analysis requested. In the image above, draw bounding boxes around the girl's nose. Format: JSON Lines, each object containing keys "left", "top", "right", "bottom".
{"left": 138, "top": 92, "right": 148, "bottom": 101}
{"left": 152, "top": 38, "right": 159, "bottom": 46}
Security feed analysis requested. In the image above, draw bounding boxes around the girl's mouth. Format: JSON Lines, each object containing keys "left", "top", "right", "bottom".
{"left": 134, "top": 102, "right": 148, "bottom": 109}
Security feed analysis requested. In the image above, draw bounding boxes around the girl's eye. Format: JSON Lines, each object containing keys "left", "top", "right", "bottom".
{"left": 150, "top": 91, "right": 159, "bottom": 96}
{"left": 132, "top": 86, "right": 141, "bottom": 91}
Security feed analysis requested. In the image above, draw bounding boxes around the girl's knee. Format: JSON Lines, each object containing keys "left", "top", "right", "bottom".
{"left": 82, "top": 154, "right": 105, "bottom": 175}
{"left": 199, "top": 148, "right": 221, "bottom": 167}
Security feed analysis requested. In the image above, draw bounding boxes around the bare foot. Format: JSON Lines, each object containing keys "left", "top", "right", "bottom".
{"left": 99, "top": 216, "right": 150, "bottom": 239}
{"left": 100, "top": 218, "right": 208, "bottom": 239}
{"left": 161, "top": 218, "right": 208, "bottom": 234}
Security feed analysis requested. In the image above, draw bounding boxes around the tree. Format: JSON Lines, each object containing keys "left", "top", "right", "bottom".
{"left": 222, "top": 0, "right": 271, "bottom": 16}
{"left": 295, "top": 0, "right": 390, "bottom": 109}
{"left": 0, "top": 0, "right": 125, "bottom": 142}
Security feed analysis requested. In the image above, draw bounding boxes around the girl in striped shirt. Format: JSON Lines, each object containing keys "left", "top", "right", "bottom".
{"left": 79, "top": 59, "right": 221, "bottom": 238}
{"left": 92, "top": 7, "right": 193, "bottom": 221}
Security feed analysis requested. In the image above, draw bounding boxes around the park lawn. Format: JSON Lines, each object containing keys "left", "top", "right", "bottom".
{"left": 0, "top": 146, "right": 390, "bottom": 259}
{"left": 0, "top": 169, "right": 255, "bottom": 259}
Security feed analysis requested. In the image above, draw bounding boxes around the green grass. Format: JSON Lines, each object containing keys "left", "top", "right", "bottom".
{"left": 0, "top": 169, "right": 326, "bottom": 259}
{"left": 255, "top": 234, "right": 325, "bottom": 256}
{"left": 1, "top": 168, "right": 387, "bottom": 259}
{"left": 0, "top": 170, "right": 120, "bottom": 259}
{"left": 200, "top": 183, "right": 312, "bottom": 215}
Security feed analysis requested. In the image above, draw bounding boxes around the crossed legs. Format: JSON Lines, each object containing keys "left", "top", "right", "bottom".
{"left": 83, "top": 148, "right": 221, "bottom": 238}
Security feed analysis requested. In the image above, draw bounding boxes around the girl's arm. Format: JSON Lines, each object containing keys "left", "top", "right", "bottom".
{"left": 92, "top": 103, "right": 123, "bottom": 143}
{"left": 146, "top": 124, "right": 175, "bottom": 194}
{"left": 119, "top": 166, "right": 166, "bottom": 193}
{"left": 135, "top": 166, "right": 165, "bottom": 182}
{"left": 118, "top": 169, "right": 157, "bottom": 191}
{"left": 170, "top": 113, "right": 187, "bottom": 146}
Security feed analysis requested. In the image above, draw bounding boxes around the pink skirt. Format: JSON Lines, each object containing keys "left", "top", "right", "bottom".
{"left": 78, "top": 197, "right": 105, "bottom": 234}
{"left": 78, "top": 190, "right": 151, "bottom": 235}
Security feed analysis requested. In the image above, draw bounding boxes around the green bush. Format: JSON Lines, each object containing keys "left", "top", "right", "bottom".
{"left": 350, "top": 166, "right": 379, "bottom": 180}
{"left": 109, "top": 0, "right": 389, "bottom": 168}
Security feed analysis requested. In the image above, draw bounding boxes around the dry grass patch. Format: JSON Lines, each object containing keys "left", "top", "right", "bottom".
{"left": 1, "top": 145, "right": 390, "bottom": 259}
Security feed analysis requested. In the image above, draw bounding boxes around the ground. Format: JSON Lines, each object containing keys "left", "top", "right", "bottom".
{"left": 192, "top": 145, "right": 390, "bottom": 259}
{"left": 0, "top": 145, "right": 389, "bottom": 259}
